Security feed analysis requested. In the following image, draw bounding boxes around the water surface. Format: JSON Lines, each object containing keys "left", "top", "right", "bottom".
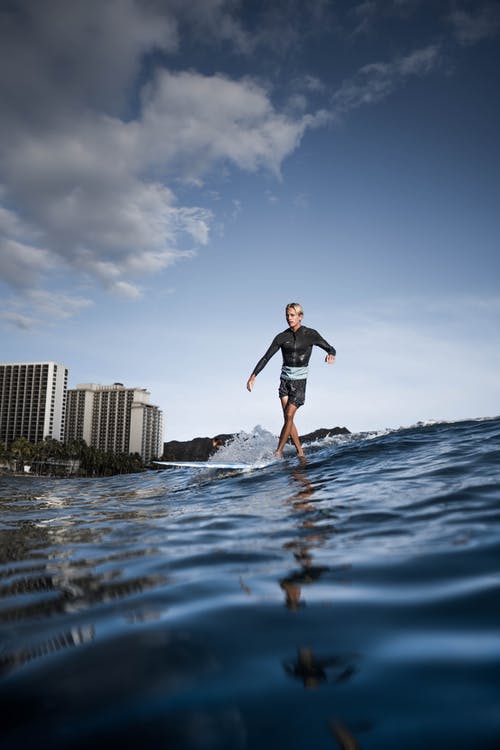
{"left": 1, "top": 418, "right": 499, "bottom": 748}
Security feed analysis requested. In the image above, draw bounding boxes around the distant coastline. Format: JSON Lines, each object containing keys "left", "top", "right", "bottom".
{"left": 1, "top": 427, "right": 351, "bottom": 478}
{"left": 162, "top": 427, "right": 350, "bottom": 463}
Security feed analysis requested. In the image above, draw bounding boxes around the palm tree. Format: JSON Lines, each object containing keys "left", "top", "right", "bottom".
{"left": 0, "top": 441, "right": 11, "bottom": 470}
{"left": 10, "top": 436, "right": 34, "bottom": 471}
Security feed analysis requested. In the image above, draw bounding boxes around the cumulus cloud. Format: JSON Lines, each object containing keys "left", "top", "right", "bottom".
{"left": 0, "top": 0, "right": 178, "bottom": 128}
{"left": 0, "top": 68, "right": 312, "bottom": 303}
{"left": 0, "top": 239, "right": 55, "bottom": 289}
{"left": 138, "top": 70, "right": 316, "bottom": 178}
{"left": 0, "top": 1, "right": 324, "bottom": 322}
{"left": 0, "top": 0, "right": 446, "bottom": 326}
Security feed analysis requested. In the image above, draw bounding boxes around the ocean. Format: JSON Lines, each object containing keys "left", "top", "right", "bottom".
{"left": 1, "top": 417, "right": 499, "bottom": 749}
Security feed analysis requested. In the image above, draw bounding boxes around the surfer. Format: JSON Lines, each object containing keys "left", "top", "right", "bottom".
{"left": 246, "top": 303, "right": 336, "bottom": 458}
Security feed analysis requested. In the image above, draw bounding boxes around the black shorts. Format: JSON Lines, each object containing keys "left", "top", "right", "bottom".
{"left": 278, "top": 378, "right": 307, "bottom": 408}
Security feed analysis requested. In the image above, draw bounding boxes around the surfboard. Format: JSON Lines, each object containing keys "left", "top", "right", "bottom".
{"left": 153, "top": 459, "right": 278, "bottom": 470}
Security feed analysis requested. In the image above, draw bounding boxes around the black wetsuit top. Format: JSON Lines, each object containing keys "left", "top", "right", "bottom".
{"left": 253, "top": 325, "right": 336, "bottom": 378}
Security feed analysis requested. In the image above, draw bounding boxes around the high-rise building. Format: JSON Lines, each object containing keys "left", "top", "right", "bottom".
{"left": 0, "top": 362, "right": 68, "bottom": 447}
{"left": 65, "top": 383, "right": 163, "bottom": 463}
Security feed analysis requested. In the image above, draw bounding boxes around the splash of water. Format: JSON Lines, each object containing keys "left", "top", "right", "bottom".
{"left": 209, "top": 425, "right": 277, "bottom": 464}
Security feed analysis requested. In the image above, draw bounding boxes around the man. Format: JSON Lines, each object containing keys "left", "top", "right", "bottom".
{"left": 246, "top": 303, "right": 336, "bottom": 458}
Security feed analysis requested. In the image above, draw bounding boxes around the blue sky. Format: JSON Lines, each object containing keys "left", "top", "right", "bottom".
{"left": 1, "top": 0, "right": 499, "bottom": 440}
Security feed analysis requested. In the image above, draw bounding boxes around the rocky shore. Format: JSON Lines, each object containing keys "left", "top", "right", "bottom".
{"left": 162, "top": 427, "right": 350, "bottom": 462}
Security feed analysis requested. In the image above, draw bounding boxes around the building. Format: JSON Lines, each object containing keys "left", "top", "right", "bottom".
{"left": 65, "top": 383, "right": 163, "bottom": 463}
{"left": 0, "top": 362, "right": 68, "bottom": 447}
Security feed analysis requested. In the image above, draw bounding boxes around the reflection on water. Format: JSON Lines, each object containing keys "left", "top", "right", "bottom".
{"left": 280, "top": 464, "right": 361, "bottom": 748}
{"left": 329, "top": 719, "right": 363, "bottom": 750}
{"left": 0, "top": 624, "right": 95, "bottom": 676}
{"left": 280, "top": 466, "right": 338, "bottom": 611}
{"left": 0, "top": 418, "right": 500, "bottom": 749}
{"left": 284, "top": 646, "right": 358, "bottom": 690}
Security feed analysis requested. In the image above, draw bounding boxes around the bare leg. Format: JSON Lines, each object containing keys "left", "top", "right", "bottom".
{"left": 280, "top": 396, "right": 302, "bottom": 453}
{"left": 276, "top": 399, "right": 304, "bottom": 458}
{"left": 278, "top": 397, "right": 293, "bottom": 446}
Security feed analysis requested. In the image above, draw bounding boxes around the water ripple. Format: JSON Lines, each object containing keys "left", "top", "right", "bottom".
{"left": 0, "top": 418, "right": 499, "bottom": 749}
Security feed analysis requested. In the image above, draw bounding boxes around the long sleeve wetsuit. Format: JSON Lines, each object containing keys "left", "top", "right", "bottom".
{"left": 252, "top": 326, "right": 336, "bottom": 381}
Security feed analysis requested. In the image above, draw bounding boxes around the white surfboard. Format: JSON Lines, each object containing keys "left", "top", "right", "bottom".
{"left": 153, "top": 459, "right": 278, "bottom": 471}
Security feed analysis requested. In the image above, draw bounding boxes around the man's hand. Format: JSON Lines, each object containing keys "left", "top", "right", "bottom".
{"left": 325, "top": 354, "right": 336, "bottom": 365}
{"left": 246, "top": 374, "right": 256, "bottom": 392}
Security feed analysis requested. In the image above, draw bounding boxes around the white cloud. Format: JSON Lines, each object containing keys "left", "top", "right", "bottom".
{"left": 231, "top": 199, "right": 242, "bottom": 218}
{"left": 448, "top": 4, "right": 500, "bottom": 46}
{"left": 0, "top": 238, "right": 55, "bottom": 289}
{"left": 182, "top": 0, "right": 333, "bottom": 57}
{"left": 0, "top": 117, "right": 193, "bottom": 275}
{"left": 293, "top": 193, "right": 309, "bottom": 209}
{"left": 25, "top": 290, "right": 94, "bottom": 319}
{"left": 332, "top": 44, "right": 441, "bottom": 115}
{"left": 1, "top": 61, "right": 321, "bottom": 319}
{"left": 109, "top": 281, "right": 142, "bottom": 299}
{"left": 287, "top": 93, "right": 309, "bottom": 112}
{"left": 352, "top": 1, "right": 378, "bottom": 35}
{"left": 0, "top": 2, "right": 209, "bottom": 319}
{"left": 265, "top": 191, "right": 279, "bottom": 205}
{"left": 346, "top": 0, "right": 426, "bottom": 36}
{"left": 0, "top": 289, "right": 94, "bottom": 331}
{"left": 0, "top": 204, "right": 28, "bottom": 238}
{"left": 1, "top": 0, "right": 332, "bottom": 326}
{"left": 398, "top": 45, "right": 441, "bottom": 75}
{"left": 0, "top": 1, "right": 455, "bottom": 329}
{"left": 301, "top": 75, "right": 326, "bottom": 93}
{"left": 0, "top": 0, "right": 178, "bottom": 128}
{"left": 138, "top": 70, "right": 315, "bottom": 178}
{"left": 0, "top": 311, "right": 38, "bottom": 331}
{"left": 174, "top": 0, "right": 253, "bottom": 54}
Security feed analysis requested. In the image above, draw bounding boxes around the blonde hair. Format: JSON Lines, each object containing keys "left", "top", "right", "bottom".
{"left": 286, "top": 302, "right": 303, "bottom": 317}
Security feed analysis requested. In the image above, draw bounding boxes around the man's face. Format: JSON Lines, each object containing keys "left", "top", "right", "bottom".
{"left": 286, "top": 307, "right": 302, "bottom": 330}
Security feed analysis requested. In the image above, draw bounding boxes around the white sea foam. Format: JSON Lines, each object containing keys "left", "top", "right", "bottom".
{"left": 209, "top": 415, "right": 499, "bottom": 466}
{"left": 209, "top": 425, "right": 277, "bottom": 464}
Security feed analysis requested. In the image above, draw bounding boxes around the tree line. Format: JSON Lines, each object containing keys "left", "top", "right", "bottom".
{"left": 0, "top": 436, "right": 146, "bottom": 477}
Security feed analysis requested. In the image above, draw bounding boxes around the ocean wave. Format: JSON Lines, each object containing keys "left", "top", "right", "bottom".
{"left": 1, "top": 416, "right": 499, "bottom": 749}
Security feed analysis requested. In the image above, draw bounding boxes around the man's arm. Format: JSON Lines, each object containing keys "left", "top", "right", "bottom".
{"left": 311, "top": 329, "right": 336, "bottom": 364}
{"left": 246, "top": 335, "right": 281, "bottom": 391}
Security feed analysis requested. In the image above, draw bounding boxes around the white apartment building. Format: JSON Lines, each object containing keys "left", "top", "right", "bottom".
{"left": 0, "top": 362, "right": 68, "bottom": 447}
{"left": 65, "top": 382, "right": 163, "bottom": 463}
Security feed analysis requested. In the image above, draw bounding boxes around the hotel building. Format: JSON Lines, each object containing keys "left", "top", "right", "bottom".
{"left": 0, "top": 362, "right": 68, "bottom": 447}
{"left": 65, "top": 383, "right": 163, "bottom": 463}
